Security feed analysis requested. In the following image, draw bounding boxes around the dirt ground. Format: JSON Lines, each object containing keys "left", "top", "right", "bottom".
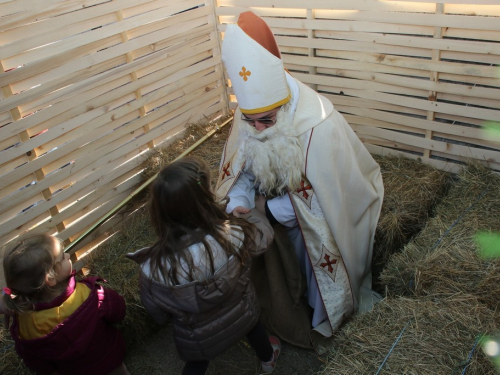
{"left": 125, "top": 323, "right": 326, "bottom": 375}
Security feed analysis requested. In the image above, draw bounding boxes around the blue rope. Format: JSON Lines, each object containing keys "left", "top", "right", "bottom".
{"left": 0, "top": 344, "right": 13, "bottom": 354}
{"left": 461, "top": 335, "right": 482, "bottom": 375}
{"left": 375, "top": 321, "right": 410, "bottom": 375}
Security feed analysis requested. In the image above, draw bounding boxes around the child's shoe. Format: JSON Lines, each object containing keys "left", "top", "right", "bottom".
{"left": 260, "top": 336, "right": 281, "bottom": 374}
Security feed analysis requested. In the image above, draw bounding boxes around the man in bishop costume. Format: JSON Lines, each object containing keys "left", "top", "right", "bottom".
{"left": 215, "top": 11, "right": 384, "bottom": 349}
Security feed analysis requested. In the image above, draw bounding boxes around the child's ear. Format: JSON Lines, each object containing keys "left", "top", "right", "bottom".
{"left": 45, "top": 273, "right": 57, "bottom": 287}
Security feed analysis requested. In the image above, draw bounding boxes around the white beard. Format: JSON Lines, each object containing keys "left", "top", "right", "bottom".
{"left": 238, "top": 103, "right": 304, "bottom": 196}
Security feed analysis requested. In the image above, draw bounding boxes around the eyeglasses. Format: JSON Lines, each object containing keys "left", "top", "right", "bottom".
{"left": 241, "top": 114, "right": 278, "bottom": 126}
{"left": 240, "top": 108, "right": 281, "bottom": 127}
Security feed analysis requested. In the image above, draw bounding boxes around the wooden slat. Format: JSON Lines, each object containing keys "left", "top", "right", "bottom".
{"left": 0, "top": 193, "right": 42, "bottom": 228}
{"left": 284, "top": 56, "right": 500, "bottom": 101}
{"left": 313, "top": 49, "right": 499, "bottom": 80}
{"left": 217, "top": 3, "right": 500, "bottom": 30}
{"left": 312, "top": 29, "right": 500, "bottom": 56}
{"left": 0, "top": 36, "right": 215, "bottom": 141}
{"left": 1, "top": 1, "right": 111, "bottom": 37}
{"left": 0, "top": 0, "right": 207, "bottom": 61}
{"left": 0, "top": 0, "right": 79, "bottom": 18}
{"left": 126, "top": 1, "right": 210, "bottom": 40}
{"left": 351, "top": 124, "right": 500, "bottom": 163}
{"left": 433, "top": 131, "right": 500, "bottom": 152}
{"left": 277, "top": 34, "right": 433, "bottom": 59}
{"left": 1, "top": 13, "right": 117, "bottom": 52}
{"left": 0, "top": 24, "right": 213, "bottom": 114}
{"left": 365, "top": 143, "right": 464, "bottom": 173}
{"left": 122, "top": 0, "right": 176, "bottom": 18}
{"left": 18, "top": 31, "right": 213, "bottom": 116}
{"left": 293, "top": 73, "right": 500, "bottom": 122}
{"left": 0, "top": 51, "right": 218, "bottom": 176}
{"left": 0, "top": 46, "right": 217, "bottom": 165}
{"left": 0, "top": 211, "right": 52, "bottom": 249}
{"left": 1, "top": 61, "right": 220, "bottom": 195}
{"left": 217, "top": 0, "right": 499, "bottom": 11}
{"left": 344, "top": 113, "right": 427, "bottom": 135}
{"left": 0, "top": 0, "right": 155, "bottom": 43}
{"left": 338, "top": 103, "right": 493, "bottom": 143}
{"left": 218, "top": 21, "right": 434, "bottom": 40}
{"left": 398, "top": 0, "right": 500, "bottom": 5}
{"left": 14, "top": 168, "right": 141, "bottom": 238}
{"left": 0, "top": 88, "right": 224, "bottom": 240}
{"left": 46, "top": 78, "right": 220, "bottom": 181}
{"left": 437, "top": 92, "right": 500, "bottom": 112}
{"left": 58, "top": 188, "right": 133, "bottom": 240}
{"left": 2, "top": 8, "right": 211, "bottom": 96}
{"left": 0, "top": 82, "right": 223, "bottom": 229}
{"left": 0, "top": 146, "right": 143, "bottom": 242}
{"left": 69, "top": 201, "right": 143, "bottom": 265}
{"left": 444, "top": 27, "right": 500, "bottom": 42}
{"left": 1, "top": 35, "right": 121, "bottom": 84}
{"left": 2, "top": 6, "right": 208, "bottom": 74}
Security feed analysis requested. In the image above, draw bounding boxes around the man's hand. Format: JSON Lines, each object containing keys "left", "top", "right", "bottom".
{"left": 232, "top": 206, "right": 250, "bottom": 218}
{"left": 255, "top": 195, "right": 266, "bottom": 214}
{"left": 0, "top": 298, "right": 13, "bottom": 329}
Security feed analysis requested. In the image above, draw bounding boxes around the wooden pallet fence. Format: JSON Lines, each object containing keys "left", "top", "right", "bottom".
{"left": 215, "top": 0, "right": 500, "bottom": 172}
{"left": 0, "top": 0, "right": 228, "bottom": 285}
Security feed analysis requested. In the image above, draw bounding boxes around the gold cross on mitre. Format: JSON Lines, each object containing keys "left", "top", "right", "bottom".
{"left": 239, "top": 66, "right": 251, "bottom": 81}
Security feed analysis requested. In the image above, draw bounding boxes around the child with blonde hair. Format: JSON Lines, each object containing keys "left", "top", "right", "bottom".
{"left": 127, "top": 156, "right": 281, "bottom": 374}
{"left": 0, "top": 234, "right": 128, "bottom": 375}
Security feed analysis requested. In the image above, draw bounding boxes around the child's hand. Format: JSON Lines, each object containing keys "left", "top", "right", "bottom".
{"left": 232, "top": 206, "right": 250, "bottom": 218}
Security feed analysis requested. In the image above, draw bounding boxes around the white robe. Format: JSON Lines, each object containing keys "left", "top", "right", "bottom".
{"left": 226, "top": 170, "right": 328, "bottom": 328}
{"left": 216, "top": 75, "right": 384, "bottom": 335}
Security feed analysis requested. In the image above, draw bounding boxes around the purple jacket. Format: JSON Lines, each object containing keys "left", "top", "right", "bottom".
{"left": 10, "top": 273, "right": 126, "bottom": 375}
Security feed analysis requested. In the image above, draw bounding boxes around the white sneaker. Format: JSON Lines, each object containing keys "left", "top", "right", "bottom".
{"left": 260, "top": 336, "right": 281, "bottom": 374}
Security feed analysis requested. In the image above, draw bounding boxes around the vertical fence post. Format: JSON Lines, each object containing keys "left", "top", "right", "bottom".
{"left": 424, "top": 3, "right": 444, "bottom": 159}
{"left": 207, "top": 0, "right": 230, "bottom": 116}
{"left": 115, "top": 10, "right": 155, "bottom": 149}
{"left": 307, "top": 9, "right": 317, "bottom": 92}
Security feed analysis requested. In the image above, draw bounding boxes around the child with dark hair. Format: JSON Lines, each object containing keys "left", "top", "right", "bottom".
{"left": 127, "top": 156, "right": 281, "bottom": 374}
{"left": 0, "top": 234, "right": 128, "bottom": 375}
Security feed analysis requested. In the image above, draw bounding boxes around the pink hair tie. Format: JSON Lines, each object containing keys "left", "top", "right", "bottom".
{"left": 3, "top": 287, "right": 13, "bottom": 297}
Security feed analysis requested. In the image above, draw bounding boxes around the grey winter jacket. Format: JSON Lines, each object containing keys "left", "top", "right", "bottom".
{"left": 127, "top": 209, "right": 273, "bottom": 361}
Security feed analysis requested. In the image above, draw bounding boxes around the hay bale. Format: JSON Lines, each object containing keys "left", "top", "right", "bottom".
{"left": 322, "top": 297, "right": 497, "bottom": 375}
{"left": 381, "top": 163, "right": 500, "bottom": 311}
{"left": 372, "top": 155, "right": 453, "bottom": 288}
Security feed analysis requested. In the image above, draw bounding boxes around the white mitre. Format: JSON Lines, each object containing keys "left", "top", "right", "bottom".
{"left": 221, "top": 12, "right": 290, "bottom": 114}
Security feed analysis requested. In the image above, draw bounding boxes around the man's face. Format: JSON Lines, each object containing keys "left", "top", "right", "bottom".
{"left": 240, "top": 107, "right": 281, "bottom": 132}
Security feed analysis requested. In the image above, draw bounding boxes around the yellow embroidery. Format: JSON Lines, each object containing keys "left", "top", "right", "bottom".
{"left": 239, "top": 66, "right": 251, "bottom": 81}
